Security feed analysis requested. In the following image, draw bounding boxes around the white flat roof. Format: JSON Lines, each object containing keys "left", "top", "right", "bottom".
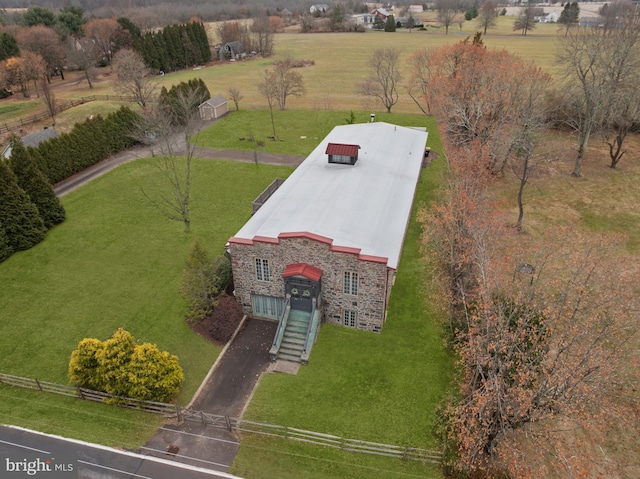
{"left": 232, "top": 122, "right": 428, "bottom": 270}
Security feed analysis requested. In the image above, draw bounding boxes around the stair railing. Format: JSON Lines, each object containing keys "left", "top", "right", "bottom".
{"left": 301, "top": 298, "right": 321, "bottom": 364}
{"left": 269, "top": 295, "right": 291, "bottom": 361}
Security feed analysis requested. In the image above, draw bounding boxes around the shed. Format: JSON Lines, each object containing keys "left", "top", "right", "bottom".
{"left": 218, "top": 41, "right": 246, "bottom": 61}
{"left": 2, "top": 128, "right": 59, "bottom": 159}
{"left": 198, "top": 95, "right": 229, "bottom": 120}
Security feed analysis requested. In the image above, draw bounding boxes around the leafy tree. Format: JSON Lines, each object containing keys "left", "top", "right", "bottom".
{"left": 69, "top": 329, "right": 183, "bottom": 402}
{"left": 384, "top": 15, "right": 396, "bottom": 32}
{"left": 358, "top": 47, "right": 402, "bottom": 113}
{"left": 22, "top": 7, "right": 56, "bottom": 28}
{"left": 180, "top": 239, "right": 232, "bottom": 322}
{"left": 126, "top": 342, "right": 184, "bottom": 401}
{"left": 8, "top": 138, "right": 65, "bottom": 229}
{"left": 56, "top": 6, "right": 85, "bottom": 38}
{"left": 0, "top": 159, "right": 46, "bottom": 253}
{"left": 0, "top": 32, "right": 19, "bottom": 62}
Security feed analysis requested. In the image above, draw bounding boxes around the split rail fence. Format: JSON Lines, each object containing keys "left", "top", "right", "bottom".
{"left": 0, "top": 95, "right": 134, "bottom": 134}
{"left": 0, "top": 372, "right": 442, "bottom": 464}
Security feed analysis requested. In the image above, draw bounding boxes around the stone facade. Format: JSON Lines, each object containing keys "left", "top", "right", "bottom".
{"left": 229, "top": 232, "right": 395, "bottom": 332}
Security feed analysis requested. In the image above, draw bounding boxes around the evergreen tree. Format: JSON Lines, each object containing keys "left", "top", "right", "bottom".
{"left": 0, "top": 224, "right": 13, "bottom": 262}
{"left": 8, "top": 138, "right": 65, "bottom": 229}
{"left": 0, "top": 32, "right": 19, "bottom": 61}
{"left": 0, "top": 160, "right": 46, "bottom": 252}
{"left": 385, "top": 15, "right": 396, "bottom": 32}
{"left": 373, "top": 14, "right": 385, "bottom": 30}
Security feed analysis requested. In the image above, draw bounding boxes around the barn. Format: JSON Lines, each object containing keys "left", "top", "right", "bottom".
{"left": 228, "top": 121, "right": 429, "bottom": 362}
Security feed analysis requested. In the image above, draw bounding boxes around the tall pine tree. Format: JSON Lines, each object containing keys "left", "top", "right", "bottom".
{"left": 8, "top": 138, "right": 65, "bottom": 229}
{"left": 0, "top": 223, "right": 12, "bottom": 262}
{"left": 0, "top": 159, "right": 46, "bottom": 252}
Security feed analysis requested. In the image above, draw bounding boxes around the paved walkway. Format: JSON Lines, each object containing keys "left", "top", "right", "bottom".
{"left": 140, "top": 318, "right": 278, "bottom": 474}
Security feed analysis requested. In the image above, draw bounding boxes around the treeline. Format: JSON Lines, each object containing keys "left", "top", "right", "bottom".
{"left": 134, "top": 21, "right": 211, "bottom": 72}
{"left": 30, "top": 106, "right": 139, "bottom": 184}
{"left": 0, "top": 138, "right": 64, "bottom": 262}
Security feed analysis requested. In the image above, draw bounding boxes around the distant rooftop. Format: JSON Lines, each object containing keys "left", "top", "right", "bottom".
{"left": 231, "top": 122, "right": 428, "bottom": 270}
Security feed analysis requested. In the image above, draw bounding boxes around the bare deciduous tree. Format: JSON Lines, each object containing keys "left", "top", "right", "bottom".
{"left": 111, "top": 48, "right": 157, "bottom": 111}
{"left": 513, "top": 2, "right": 537, "bottom": 36}
{"left": 135, "top": 90, "right": 203, "bottom": 233}
{"left": 406, "top": 48, "right": 432, "bottom": 116}
{"left": 16, "top": 25, "right": 65, "bottom": 81}
{"left": 265, "top": 61, "right": 305, "bottom": 111}
{"left": 251, "top": 16, "right": 275, "bottom": 56}
{"left": 476, "top": 1, "right": 498, "bottom": 35}
{"left": 83, "top": 18, "right": 120, "bottom": 63}
{"left": 228, "top": 86, "right": 243, "bottom": 111}
{"left": 40, "top": 79, "right": 56, "bottom": 124}
{"left": 358, "top": 47, "right": 402, "bottom": 113}
{"left": 557, "top": 8, "right": 640, "bottom": 175}
{"left": 257, "top": 69, "right": 279, "bottom": 139}
{"left": 436, "top": 0, "right": 458, "bottom": 34}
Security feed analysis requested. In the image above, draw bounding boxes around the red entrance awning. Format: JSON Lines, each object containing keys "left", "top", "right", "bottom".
{"left": 282, "top": 263, "right": 323, "bottom": 282}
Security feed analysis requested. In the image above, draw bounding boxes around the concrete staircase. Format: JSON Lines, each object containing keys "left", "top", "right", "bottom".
{"left": 276, "top": 309, "right": 311, "bottom": 362}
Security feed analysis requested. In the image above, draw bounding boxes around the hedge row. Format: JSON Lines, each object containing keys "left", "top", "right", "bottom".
{"left": 135, "top": 22, "right": 211, "bottom": 73}
{"left": 29, "top": 107, "right": 140, "bottom": 185}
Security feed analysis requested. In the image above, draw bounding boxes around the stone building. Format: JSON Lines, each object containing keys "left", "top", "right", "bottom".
{"left": 228, "top": 122, "right": 428, "bottom": 359}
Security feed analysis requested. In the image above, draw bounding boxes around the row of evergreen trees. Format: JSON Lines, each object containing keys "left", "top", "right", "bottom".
{"left": 158, "top": 77, "right": 211, "bottom": 126}
{"left": 133, "top": 22, "right": 211, "bottom": 73}
{"left": 31, "top": 107, "right": 139, "bottom": 185}
{"left": 0, "top": 139, "right": 65, "bottom": 262}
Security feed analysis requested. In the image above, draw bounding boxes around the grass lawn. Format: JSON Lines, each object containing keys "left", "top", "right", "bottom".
{"left": 229, "top": 117, "right": 451, "bottom": 478}
{"left": 193, "top": 110, "right": 438, "bottom": 156}
{"left": 0, "top": 157, "right": 293, "bottom": 441}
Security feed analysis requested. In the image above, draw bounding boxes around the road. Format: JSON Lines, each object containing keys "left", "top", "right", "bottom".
{"left": 0, "top": 425, "right": 243, "bottom": 479}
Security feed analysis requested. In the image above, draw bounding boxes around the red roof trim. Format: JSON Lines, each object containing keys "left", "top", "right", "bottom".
{"left": 330, "top": 245, "right": 361, "bottom": 255}
{"left": 278, "top": 232, "right": 333, "bottom": 245}
{"left": 325, "top": 143, "right": 360, "bottom": 157}
{"left": 253, "top": 236, "right": 279, "bottom": 244}
{"left": 282, "top": 263, "right": 323, "bottom": 282}
{"left": 228, "top": 237, "right": 254, "bottom": 245}
{"left": 358, "top": 254, "right": 389, "bottom": 264}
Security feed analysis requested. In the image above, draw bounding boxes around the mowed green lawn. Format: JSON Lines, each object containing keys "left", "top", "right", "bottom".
{"left": 0, "top": 157, "right": 293, "bottom": 403}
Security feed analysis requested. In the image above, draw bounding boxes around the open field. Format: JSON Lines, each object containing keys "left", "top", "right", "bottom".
{"left": 1, "top": 18, "right": 569, "bottom": 143}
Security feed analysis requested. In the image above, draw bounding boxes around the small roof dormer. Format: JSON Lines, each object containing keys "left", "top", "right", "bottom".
{"left": 326, "top": 143, "right": 360, "bottom": 166}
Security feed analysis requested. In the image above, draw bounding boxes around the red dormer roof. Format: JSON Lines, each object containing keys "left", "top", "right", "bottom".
{"left": 282, "top": 263, "right": 323, "bottom": 282}
{"left": 325, "top": 143, "right": 360, "bottom": 157}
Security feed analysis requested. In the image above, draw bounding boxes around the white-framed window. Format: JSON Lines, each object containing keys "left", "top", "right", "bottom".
{"left": 255, "top": 258, "right": 270, "bottom": 282}
{"left": 343, "top": 271, "right": 358, "bottom": 295}
{"left": 343, "top": 309, "right": 357, "bottom": 328}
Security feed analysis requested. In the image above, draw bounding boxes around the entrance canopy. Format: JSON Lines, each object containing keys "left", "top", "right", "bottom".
{"left": 282, "top": 263, "right": 323, "bottom": 282}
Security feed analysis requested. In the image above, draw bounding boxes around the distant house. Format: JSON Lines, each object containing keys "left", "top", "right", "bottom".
{"left": 397, "top": 16, "right": 423, "bottom": 28}
{"left": 580, "top": 16, "right": 605, "bottom": 27}
{"left": 2, "top": 128, "right": 59, "bottom": 159}
{"left": 310, "top": 4, "right": 329, "bottom": 14}
{"left": 371, "top": 8, "right": 392, "bottom": 21}
{"left": 218, "top": 41, "right": 246, "bottom": 61}
{"left": 536, "top": 11, "right": 559, "bottom": 23}
{"left": 352, "top": 13, "right": 377, "bottom": 28}
{"left": 198, "top": 95, "right": 229, "bottom": 120}
{"left": 408, "top": 4, "right": 424, "bottom": 13}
